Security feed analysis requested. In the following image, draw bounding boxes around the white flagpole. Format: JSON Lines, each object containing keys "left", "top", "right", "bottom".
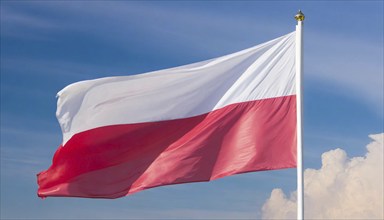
{"left": 295, "top": 10, "right": 305, "bottom": 220}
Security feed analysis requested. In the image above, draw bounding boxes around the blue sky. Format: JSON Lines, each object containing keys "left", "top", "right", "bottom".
{"left": 1, "top": 1, "right": 383, "bottom": 219}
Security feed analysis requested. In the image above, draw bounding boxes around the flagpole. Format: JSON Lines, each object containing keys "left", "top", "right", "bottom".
{"left": 295, "top": 10, "right": 305, "bottom": 220}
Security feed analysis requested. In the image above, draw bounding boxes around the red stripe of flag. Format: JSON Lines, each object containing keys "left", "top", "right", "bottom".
{"left": 38, "top": 95, "right": 296, "bottom": 198}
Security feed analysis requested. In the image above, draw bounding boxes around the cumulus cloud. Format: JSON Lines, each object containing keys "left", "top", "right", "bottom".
{"left": 262, "top": 133, "right": 384, "bottom": 219}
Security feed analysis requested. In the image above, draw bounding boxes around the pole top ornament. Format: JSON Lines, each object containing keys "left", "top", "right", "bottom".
{"left": 295, "top": 10, "right": 305, "bottom": 21}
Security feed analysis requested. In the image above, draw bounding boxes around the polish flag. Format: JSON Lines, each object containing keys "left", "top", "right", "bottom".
{"left": 37, "top": 32, "right": 297, "bottom": 199}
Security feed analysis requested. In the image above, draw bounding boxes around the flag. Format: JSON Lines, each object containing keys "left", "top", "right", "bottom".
{"left": 37, "top": 31, "right": 297, "bottom": 199}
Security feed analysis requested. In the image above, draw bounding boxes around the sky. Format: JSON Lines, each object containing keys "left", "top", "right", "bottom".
{"left": 0, "top": 1, "right": 383, "bottom": 219}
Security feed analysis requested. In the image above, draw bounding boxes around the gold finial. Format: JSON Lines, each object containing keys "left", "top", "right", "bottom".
{"left": 295, "top": 10, "right": 305, "bottom": 21}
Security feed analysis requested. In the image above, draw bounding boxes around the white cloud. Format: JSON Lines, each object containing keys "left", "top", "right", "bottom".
{"left": 261, "top": 133, "right": 384, "bottom": 219}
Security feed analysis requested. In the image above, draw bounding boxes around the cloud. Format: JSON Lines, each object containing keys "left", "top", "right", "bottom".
{"left": 261, "top": 133, "right": 384, "bottom": 219}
